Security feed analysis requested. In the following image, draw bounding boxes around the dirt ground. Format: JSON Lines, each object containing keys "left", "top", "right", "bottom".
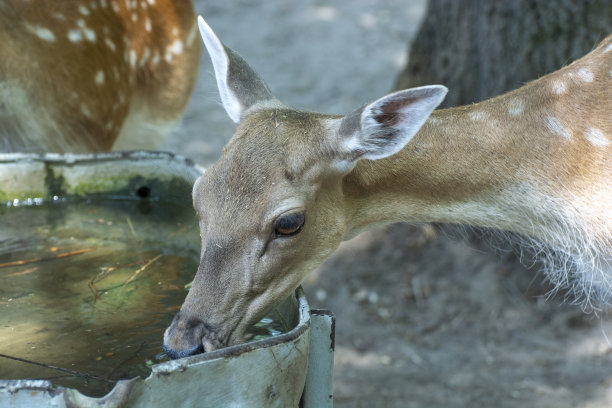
{"left": 163, "top": 1, "right": 612, "bottom": 407}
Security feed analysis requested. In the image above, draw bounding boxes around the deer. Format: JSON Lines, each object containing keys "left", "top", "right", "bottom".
{"left": 0, "top": 0, "right": 200, "bottom": 153}
{"left": 163, "top": 15, "right": 612, "bottom": 359}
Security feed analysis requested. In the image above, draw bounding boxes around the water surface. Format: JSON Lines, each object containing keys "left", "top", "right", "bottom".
{"left": 0, "top": 198, "right": 286, "bottom": 397}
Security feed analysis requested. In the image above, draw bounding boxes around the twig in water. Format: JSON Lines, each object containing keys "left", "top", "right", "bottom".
{"left": 0, "top": 247, "right": 96, "bottom": 269}
{"left": 89, "top": 258, "right": 152, "bottom": 303}
{"left": 0, "top": 353, "right": 115, "bottom": 384}
{"left": 7, "top": 267, "right": 39, "bottom": 277}
{"left": 88, "top": 279, "right": 101, "bottom": 304}
{"left": 126, "top": 217, "right": 137, "bottom": 237}
{"left": 122, "top": 254, "right": 162, "bottom": 287}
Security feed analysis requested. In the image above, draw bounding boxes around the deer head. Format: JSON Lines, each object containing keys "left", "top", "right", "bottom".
{"left": 162, "top": 16, "right": 447, "bottom": 358}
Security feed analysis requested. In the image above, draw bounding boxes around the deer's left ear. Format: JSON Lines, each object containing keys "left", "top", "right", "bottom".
{"left": 337, "top": 85, "right": 447, "bottom": 162}
{"left": 198, "top": 16, "right": 279, "bottom": 124}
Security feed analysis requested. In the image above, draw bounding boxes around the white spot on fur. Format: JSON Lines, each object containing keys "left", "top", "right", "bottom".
{"left": 131, "top": 13, "right": 138, "bottom": 22}
{"left": 80, "top": 104, "right": 93, "bottom": 118}
{"left": 468, "top": 111, "right": 486, "bottom": 121}
{"left": 25, "top": 24, "right": 56, "bottom": 42}
{"left": 604, "top": 43, "right": 612, "bottom": 54}
{"left": 94, "top": 70, "right": 105, "bottom": 85}
{"left": 585, "top": 128, "right": 609, "bottom": 146}
{"left": 111, "top": 1, "right": 120, "bottom": 12}
{"left": 140, "top": 48, "right": 150, "bottom": 66}
{"left": 164, "top": 39, "right": 184, "bottom": 63}
{"left": 172, "top": 27, "right": 179, "bottom": 36}
{"left": 508, "top": 98, "right": 524, "bottom": 116}
{"left": 552, "top": 80, "right": 567, "bottom": 95}
{"left": 145, "top": 18, "right": 152, "bottom": 32}
{"left": 78, "top": 5, "right": 90, "bottom": 15}
{"left": 84, "top": 28, "right": 96, "bottom": 42}
{"left": 100, "top": 0, "right": 108, "bottom": 8}
{"left": 168, "top": 39, "right": 183, "bottom": 54}
{"left": 77, "top": 19, "right": 96, "bottom": 42}
{"left": 545, "top": 116, "right": 572, "bottom": 139}
{"left": 104, "top": 37, "right": 116, "bottom": 51}
{"left": 129, "top": 49, "right": 137, "bottom": 68}
{"left": 576, "top": 68, "right": 594, "bottom": 82}
{"left": 152, "top": 52, "right": 160, "bottom": 65}
{"left": 68, "top": 29, "right": 83, "bottom": 43}
{"left": 147, "top": 0, "right": 155, "bottom": 4}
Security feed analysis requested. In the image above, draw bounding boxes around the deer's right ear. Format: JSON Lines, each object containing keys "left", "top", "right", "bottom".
{"left": 336, "top": 85, "right": 447, "bottom": 164}
{"left": 198, "top": 16, "right": 277, "bottom": 124}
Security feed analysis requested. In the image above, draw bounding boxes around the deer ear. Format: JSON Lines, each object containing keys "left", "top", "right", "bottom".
{"left": 198, "top": 16, "right": 277, "bottom": 123}
{"left": 337, "top": 85, "right": 447, "bottom": 161}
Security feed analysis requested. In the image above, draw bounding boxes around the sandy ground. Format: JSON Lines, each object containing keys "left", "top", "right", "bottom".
{"left": 163, "top": 1, "right": 612, "bottom": 407}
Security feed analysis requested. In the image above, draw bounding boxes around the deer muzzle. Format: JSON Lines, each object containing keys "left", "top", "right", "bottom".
{"left": 162, "top": 312, "right": 226, "bottom": 359}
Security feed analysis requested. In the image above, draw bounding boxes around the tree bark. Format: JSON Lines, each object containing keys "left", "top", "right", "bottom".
{"left": 395, "top": 0, "right": 612, "bottom": 107}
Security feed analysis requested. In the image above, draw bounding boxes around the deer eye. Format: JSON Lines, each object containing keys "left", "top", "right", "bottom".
{"left": 274, "top": 212, "right": 305, "bottom": 237}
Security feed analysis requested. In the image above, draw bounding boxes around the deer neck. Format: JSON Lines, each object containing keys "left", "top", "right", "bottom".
{"left": 342, "top": 73, "right": 607, "bottom": 243}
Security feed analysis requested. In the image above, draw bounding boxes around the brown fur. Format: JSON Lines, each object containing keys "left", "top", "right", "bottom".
{"left": 0, "top": 0, "right": 200, "bottom": 152}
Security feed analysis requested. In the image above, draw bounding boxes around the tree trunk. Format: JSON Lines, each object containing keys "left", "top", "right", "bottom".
{"left": 395, "top": 0, "right": 612, "bottom": 107}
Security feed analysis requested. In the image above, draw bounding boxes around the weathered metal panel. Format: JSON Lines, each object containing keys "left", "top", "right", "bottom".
{"left": 302, "top": 310, "right": 335, "bottom": 408}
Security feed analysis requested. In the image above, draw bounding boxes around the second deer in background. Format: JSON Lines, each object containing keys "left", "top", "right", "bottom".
{"left": 0, "top": 0, "right": 200, "bottom": 153}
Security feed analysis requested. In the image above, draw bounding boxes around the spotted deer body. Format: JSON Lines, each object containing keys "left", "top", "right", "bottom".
{"left": 0, "top": 0, "right": 200, "bottom": 153}
{"left": 163, "top": 16, "right": 611, "bottom": 359}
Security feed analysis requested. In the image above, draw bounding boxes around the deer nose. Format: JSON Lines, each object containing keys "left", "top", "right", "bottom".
{"left": 162, "top": 313, "right": 206, "bottom": 360}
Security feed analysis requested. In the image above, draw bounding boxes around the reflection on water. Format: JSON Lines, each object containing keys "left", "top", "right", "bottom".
{"left": 0, "top": 198, "right": 286, "bottom": 397}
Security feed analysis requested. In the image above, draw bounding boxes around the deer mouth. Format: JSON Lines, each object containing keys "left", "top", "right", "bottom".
{"left": 162, "top": 312, "right": 229, "bottom": 359}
